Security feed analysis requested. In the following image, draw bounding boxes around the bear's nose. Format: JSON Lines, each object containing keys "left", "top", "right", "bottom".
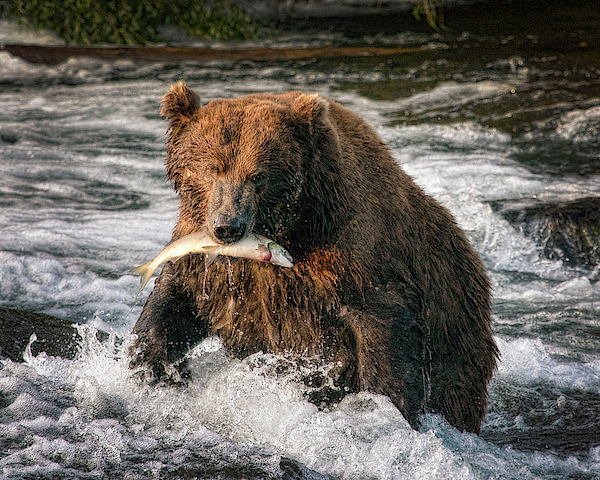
{"left": 213, "top": 215, "right": 247, "bottom": 244}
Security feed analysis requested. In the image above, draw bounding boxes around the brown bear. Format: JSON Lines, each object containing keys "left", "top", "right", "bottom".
{"left": 129, "top": 82, "right": 499, "bottom": 434}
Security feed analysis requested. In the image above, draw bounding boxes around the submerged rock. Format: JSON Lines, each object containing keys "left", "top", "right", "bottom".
{"left": 483, "top": 380, "right": 600, "bottom": 457}
{"left": 0, "top": 307, "right": 82, "bottom": 362}
{"left": 490, "top": 197, "right": 600, "bottom": 268}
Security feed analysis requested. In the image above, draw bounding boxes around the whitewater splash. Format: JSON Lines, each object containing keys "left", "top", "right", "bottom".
{"left": 2, "top": 328, "right": 598, "bottom": 479}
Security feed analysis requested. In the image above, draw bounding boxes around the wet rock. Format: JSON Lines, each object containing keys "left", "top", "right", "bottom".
{"left": 490, "top": 197, "right": 600, "bottom": 268}
{"left": 483, "top": 379, "right": 600, "bottom": 458}
{"left": 0, "top": 307, "right": 83, "bottom": 362}
{"left": 0, "top": 130, "right": 19, "bottom": 144}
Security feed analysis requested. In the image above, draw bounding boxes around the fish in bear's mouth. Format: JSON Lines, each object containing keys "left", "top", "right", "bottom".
{"left": 131, "top": 229, "right": 293, "bottom": 291}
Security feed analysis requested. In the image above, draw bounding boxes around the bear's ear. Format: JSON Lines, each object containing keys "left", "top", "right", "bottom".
{"left": 292, "top": 93, "right": 329, "bottom": 133}
{"left": 160, "top": 82, "right": 200, "bottom": 123}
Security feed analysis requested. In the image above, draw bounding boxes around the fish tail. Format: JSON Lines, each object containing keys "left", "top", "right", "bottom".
{"left": 130, "top": 262, "right": 154, "bottom": 292}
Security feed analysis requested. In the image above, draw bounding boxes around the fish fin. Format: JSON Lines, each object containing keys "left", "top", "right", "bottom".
{"left": 204, "top": 253, "right": 218, "bottom": 268}
{"left": 202, "top": 245, "right": 219, "bottom": 252}
{"left": 130, "top": 262, "right": 154, "bottom": 293}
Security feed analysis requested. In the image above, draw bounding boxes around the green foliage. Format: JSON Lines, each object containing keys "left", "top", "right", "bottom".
{"left": 413, "top": 0, "right": 446, "bottom": 31}
{"left": 6, "top": 0, "right": 262, "bottom": 45}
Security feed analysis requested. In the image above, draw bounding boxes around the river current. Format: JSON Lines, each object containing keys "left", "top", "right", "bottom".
{"left": 1, "top": 13, "right": 600, "bottom": 479}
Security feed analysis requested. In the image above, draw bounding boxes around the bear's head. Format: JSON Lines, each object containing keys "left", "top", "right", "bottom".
{"left": 160, "top": 83, "right": 345, "bottom": 255}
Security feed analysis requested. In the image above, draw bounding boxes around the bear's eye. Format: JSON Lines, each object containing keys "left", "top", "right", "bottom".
{"left": 198, "top": 159, "right": 220, "bottom": 176}
{"left": 251, "top": 172, "right": 267, "bottom": 184}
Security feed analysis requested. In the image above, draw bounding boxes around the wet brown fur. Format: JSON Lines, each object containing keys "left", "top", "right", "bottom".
{"left": 130, "top": 82, "right": 499, "bottom": 434}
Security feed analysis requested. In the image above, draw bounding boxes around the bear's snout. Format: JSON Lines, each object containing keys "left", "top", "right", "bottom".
{"left": 206, "top": 179, "right": 256, "bottom": 244}
{"left": 213, "top": 214, "right": 247, "bottom": 244}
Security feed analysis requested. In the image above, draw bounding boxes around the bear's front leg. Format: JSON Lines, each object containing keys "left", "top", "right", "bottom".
{"left": 129, "top": 262, "right": 207, "bottom": 383}
{"left": 336, "top": 304, "right": 428, "bottom": 430}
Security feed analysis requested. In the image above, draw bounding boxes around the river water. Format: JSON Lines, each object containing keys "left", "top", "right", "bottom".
{"left": 1, "top": 9, "right": 600, "bottom": 479}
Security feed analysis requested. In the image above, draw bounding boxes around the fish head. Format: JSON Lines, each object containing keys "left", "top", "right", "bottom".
{"left": 267, "top": 241, "right": 294, "bottom": 268}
